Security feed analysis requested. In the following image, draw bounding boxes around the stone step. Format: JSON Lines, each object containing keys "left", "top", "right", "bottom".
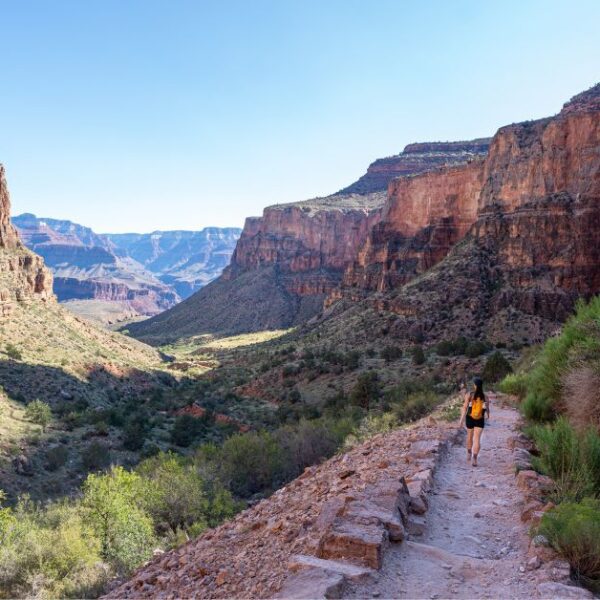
{"left": 276, "top": 566, "right": 345, "bottom": 600}
{"left": 289, "top": 554, "right": 375, "bottom": 581}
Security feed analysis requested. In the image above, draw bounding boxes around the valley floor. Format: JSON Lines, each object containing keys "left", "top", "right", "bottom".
{"left": 344, "top": 403, "right": 590, "bottom": 599}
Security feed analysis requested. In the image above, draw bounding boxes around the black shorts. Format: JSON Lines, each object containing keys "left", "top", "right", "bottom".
{"left": 466, "top": 414, "right": 485, "bottom": 429}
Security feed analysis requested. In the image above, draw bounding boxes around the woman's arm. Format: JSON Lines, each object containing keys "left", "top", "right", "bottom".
{"left": 486, "top": 395, "right": 491, "bottom": 420}
{"left": 458, "top": 393, "right": 470, "bottom": 427}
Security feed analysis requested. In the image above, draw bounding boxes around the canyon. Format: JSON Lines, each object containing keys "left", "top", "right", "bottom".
{"left": 128, "top": 141, "right": 491, "bottom": 342}
{"left": 130, "top": 83, "right": 600, "bottom": 345}
{"left": 14, "top": 214, "right": 240, "bottom": 322}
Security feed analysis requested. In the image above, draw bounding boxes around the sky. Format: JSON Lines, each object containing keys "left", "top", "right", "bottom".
{"left": 1, "top": 0, "right": 599, "bottom": 233}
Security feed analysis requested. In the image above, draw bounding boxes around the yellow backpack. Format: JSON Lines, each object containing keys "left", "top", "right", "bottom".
{"left": 470, "top": 394, "right": 485, "bottom": 419}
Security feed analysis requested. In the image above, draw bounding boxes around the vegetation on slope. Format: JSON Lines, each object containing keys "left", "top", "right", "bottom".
{"left": 500, "top": 296, "right": 600, "bottom": 592}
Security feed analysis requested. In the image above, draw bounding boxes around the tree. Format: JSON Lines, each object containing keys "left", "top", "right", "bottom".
{"left": 482, "top": 351, "right": 512, "bottom": 383}
{"left": 25, "top": 400, "right": 52, "bottom": 431}
{"left": 350, "top": 372, "right": 381, "bottom": 410}
{"left": 81, "top": 466, "right": 155, "bottom": 574}
{"left": 411, "top": 345, "right": 426, "bottom": 365}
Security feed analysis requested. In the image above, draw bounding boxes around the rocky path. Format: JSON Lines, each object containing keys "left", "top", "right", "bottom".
{"left": 344, "top": 401, "right": 589, "bottom": 599}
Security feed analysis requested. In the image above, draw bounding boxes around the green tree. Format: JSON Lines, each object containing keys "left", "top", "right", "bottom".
{"left": 25, "top": 400, "right": 52, "bottom": 431}
{"left": 81, "top": 466, "right": 155, "bottom": 574}
{"left": 350, "top": 372, "right": 381, "bottom": 410}
{"left": 411, "top": 345, "right": 426, "bottom": 365}
{"left": 482, "top": 351, "right": 512, "bottom": 382}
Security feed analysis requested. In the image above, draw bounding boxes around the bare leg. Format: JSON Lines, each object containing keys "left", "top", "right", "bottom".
{"left": 472, "top": 427, "right": 483, "bottom": 466}
{"left": 466, "top": 428, "right": 474, "bottom": 461}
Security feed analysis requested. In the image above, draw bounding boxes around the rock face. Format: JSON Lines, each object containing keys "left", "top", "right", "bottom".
{"left": 14, "top": 214, "right": 178, "bottom": 315}
{"left": 105, "top": 228, "right": 241, "bottom": 298}
{"left": 335, "top": 83, "right": 600, "bottom": 327}
{"left": 129, "top": 141, "right": 490, "bottom": 341}
{"left": 0, "top": 167, "right": 53, "bottom": 316}
{"left": 338, "top": 139, "right": 491, "bottom": 195}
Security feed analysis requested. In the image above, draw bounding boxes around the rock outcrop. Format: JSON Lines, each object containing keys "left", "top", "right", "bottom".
{"left": 0, "top": 166, "right": 53, "bottom": 316}
{"left": 334, "top": 83, "right": 600, "bottom": 330}
{"left": 128, "top": 141, "right": 490, "bottom": 341}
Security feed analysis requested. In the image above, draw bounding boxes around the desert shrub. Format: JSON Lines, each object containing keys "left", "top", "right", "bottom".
{"left": 82, "top": 466, "right": 155, "bottom": 574}
{"left": 343, "top": 350, "right": 361, "bottom": 370}
{"left": 482, "top": 351, "right": 512, "bottom": 382}
{"left": 350, "top": 372, "right": 381, "bottom": 410}
{"left": 538, "top": 498, "right": 600, "bottom": 592}
{"left": 5, "top": 343, "right": 22, "bottom": 360}
{"left": 435, "top": 340, "right": 454, "bottom": 356}
{"left": 81, "top": 441, "right": 111, "bottom": 471}
{"left": 562, "top": 363, "right": 600, "bottom": 432}
{"left": 218, "top": 431, "right": 283, "bottom": 497}
{"left": 25, "top": 399, "right": 52, "bottom": 431}
{"left": 498, "top": 372, "right": 528, "bottom": 400}
{"left": 435, "top": 337, "right": 468, "bottom": 357}
{"left": 393, "top": 391, "right": 442, "bottom": 423}
{"left": 0, "top": 499, "right": 108, "bottom": 598}
{"left": 465, "top": 340, "right": 489, "bottom": 358}
{"left": 524, "top": 297, "right": 600, "bottom": 423}
{"left": 411, "top": 345, "right": 425, "bottom": 365}
{"left": 531, "top": 418, "right": 600, "bottom": 501}
{"left": 45, "top": 445, "right": 69, "bottom": 471}
{"left": 122, "top": 416, "right": 151, "bottom": 451}
{"left": 380, "top": 345, "right": 403, "bottom": 363}
{"left": 345, "top": 412, "right": 397, "bottom": 447}
{"left": 170, "top": 414, "right": 209, "bottom": 448}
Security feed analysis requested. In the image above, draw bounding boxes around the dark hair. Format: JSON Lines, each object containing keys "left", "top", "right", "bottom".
{"left": 473, "top": 377, "right": 485, "bottom": 401}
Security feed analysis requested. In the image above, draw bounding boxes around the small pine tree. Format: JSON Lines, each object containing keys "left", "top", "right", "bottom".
{"left": 482, "top": 351, "right": 512, "bottom": 382}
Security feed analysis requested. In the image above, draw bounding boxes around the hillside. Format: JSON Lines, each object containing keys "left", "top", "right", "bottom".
{"left": 128, "top": 140, "right": 491, "bottom": 342}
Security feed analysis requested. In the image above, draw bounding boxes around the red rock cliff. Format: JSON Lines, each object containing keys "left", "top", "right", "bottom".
{"left": 0, "top": 165, "right": 53, "bottom": 316}
{"left": 335, "top": 83, "right": 600, "bottom": 325}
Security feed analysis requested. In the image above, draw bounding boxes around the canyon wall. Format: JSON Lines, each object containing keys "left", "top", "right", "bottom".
{"left": 129, "top": 141, "right": 490, "bottom": 340}
{"left": 334, "top": 83, "right": 600, "bottom": 333}
{"left": 0, "top": 166, "right": 53, "bottom": 316}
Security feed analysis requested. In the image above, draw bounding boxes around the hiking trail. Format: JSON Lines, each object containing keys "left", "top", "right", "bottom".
{"left": 343, "top": 401, "right": 589, "bottom": 599}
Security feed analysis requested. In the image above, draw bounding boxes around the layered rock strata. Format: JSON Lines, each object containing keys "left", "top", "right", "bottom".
{"left": 0, "top": 166, "right": 53, "bottom": 316}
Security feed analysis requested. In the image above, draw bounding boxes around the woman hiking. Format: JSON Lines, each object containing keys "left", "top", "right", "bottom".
{"left": 459, "top": 377, "right": 489, "bottom": 466}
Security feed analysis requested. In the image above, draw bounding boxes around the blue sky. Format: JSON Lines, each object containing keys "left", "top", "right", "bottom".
{"left": 1, "top": 0, "right": 598, "bottom": 233}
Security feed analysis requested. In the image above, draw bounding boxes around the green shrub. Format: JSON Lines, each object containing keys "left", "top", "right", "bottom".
{"left": 380, "top": 345, "right": 403, "bottom": 363}
{"left": 411, "top": 345, "right": 425, "bottom": 365}
{"left": 538, "top": 498, "right": 600, "bottom": 592}
{"left": 465, "top": 340, "right": 489, "bottom": 358}
{"left": 81, "top": 441, "right": 111, "bottom": 471}
{"left": 498, "top": 372, "right": 528, "bottom": 399}
{"left": 524, "top": 296, "right": 600, "bottom": 422}
{"left": 345, "top": 412, "right": 397, "bottom": 447}
{"left": 393, "top": 391, "right": 442, "bottom": 423}
{"left": 45, "top": 445, "right": 69, "bottom": 471}
{"left": 482, "top": 351, "right": 512, "bottom": 382}
{"left": 171, "top": 414, "right": 208, "bottom": 448}
{"left": 218, "top": 431, "right": 283, "bottom": 497}
{"left": 5, "top": 343, "right": 22, "bottom": 361}
{"left": 25, "top": 399, "right": 52, "bottom": 431}
{"left": 531, "top": 418, "right": 600, "bottom": 502}
{"left": 349, "top": 372, "right": 380, "bottom": 410}
{"left": 82, "top": 466, "right": 156, "bottom": 574}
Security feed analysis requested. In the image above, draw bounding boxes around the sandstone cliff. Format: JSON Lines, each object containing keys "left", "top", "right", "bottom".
{"left": 128, "top": 142, "right": 490, "bottom": 342}
{"left": 327, "top": 83, "right": 600, "bottom": 343}
{"left": 0, "top": 166, "right": 53, "bottom": 316}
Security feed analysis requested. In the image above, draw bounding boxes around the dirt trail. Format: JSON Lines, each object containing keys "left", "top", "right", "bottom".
{"left": 344, "top": 402, "right": 556, "bottom": 599}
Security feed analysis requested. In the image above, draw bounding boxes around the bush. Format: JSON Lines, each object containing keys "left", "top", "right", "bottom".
{"left": 393, "top": 391, "right": 442, "bottom": 423}
{"left": 5, "top": 343, "right": 22, "bottom": 360}
{"left": 524, "top": 297, "right": 600, "bottom": 423}
{"left": 350, "top": 372, "right": 380, "bottom": 410}
{"left": 482, "top": 351, "right": 512, "bottom": 383}
{"left": 411, "top": 345, "right": 426, "bottom": 365}
{"left": 45, "top": 445, "right": 69, "bottom": 471}
{"left": 465, "top": 340, "right": 489, "bottom": 358}
{"left": 25, "top": 399, "right": 52, "bottom": 431}
{"left": 380, "top": 345, "right": 402, "bottom": 363}
{"left": 498, "top": 373, "right": 528, "bottom": 400}
{"left": 538, "top": 498, "right": 600, "bottom": 592}
{"left": 562, "top": 363, "right": 600, "bottom": 432}
{"left": 531, "top": 418, "right": 600, "bottom": 502}
{"left": 0, "top": 499, "right": 108, "bottom": 598}
{"left": 218, "top": 431, "right": 283, "bottom": 497}
{"left": 82, "top": 466, "right": 156, "bottom": 574}
{"left": 81, "top": 441, "right": 111, "bottom": 471}
{"left": 171, "top": 414, "right": 208, "bottom": 448}
{"left": 345, "top": 413, "right": 397, "bottom": 447}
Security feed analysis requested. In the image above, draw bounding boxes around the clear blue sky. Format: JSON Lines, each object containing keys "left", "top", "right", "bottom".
{"left": 1, "top": 0, "right": 598, "bottom": 233}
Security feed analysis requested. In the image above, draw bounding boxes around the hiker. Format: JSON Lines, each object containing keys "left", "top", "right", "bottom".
{"left": 458, "top": 377, "right": 489, "bottom": 466}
